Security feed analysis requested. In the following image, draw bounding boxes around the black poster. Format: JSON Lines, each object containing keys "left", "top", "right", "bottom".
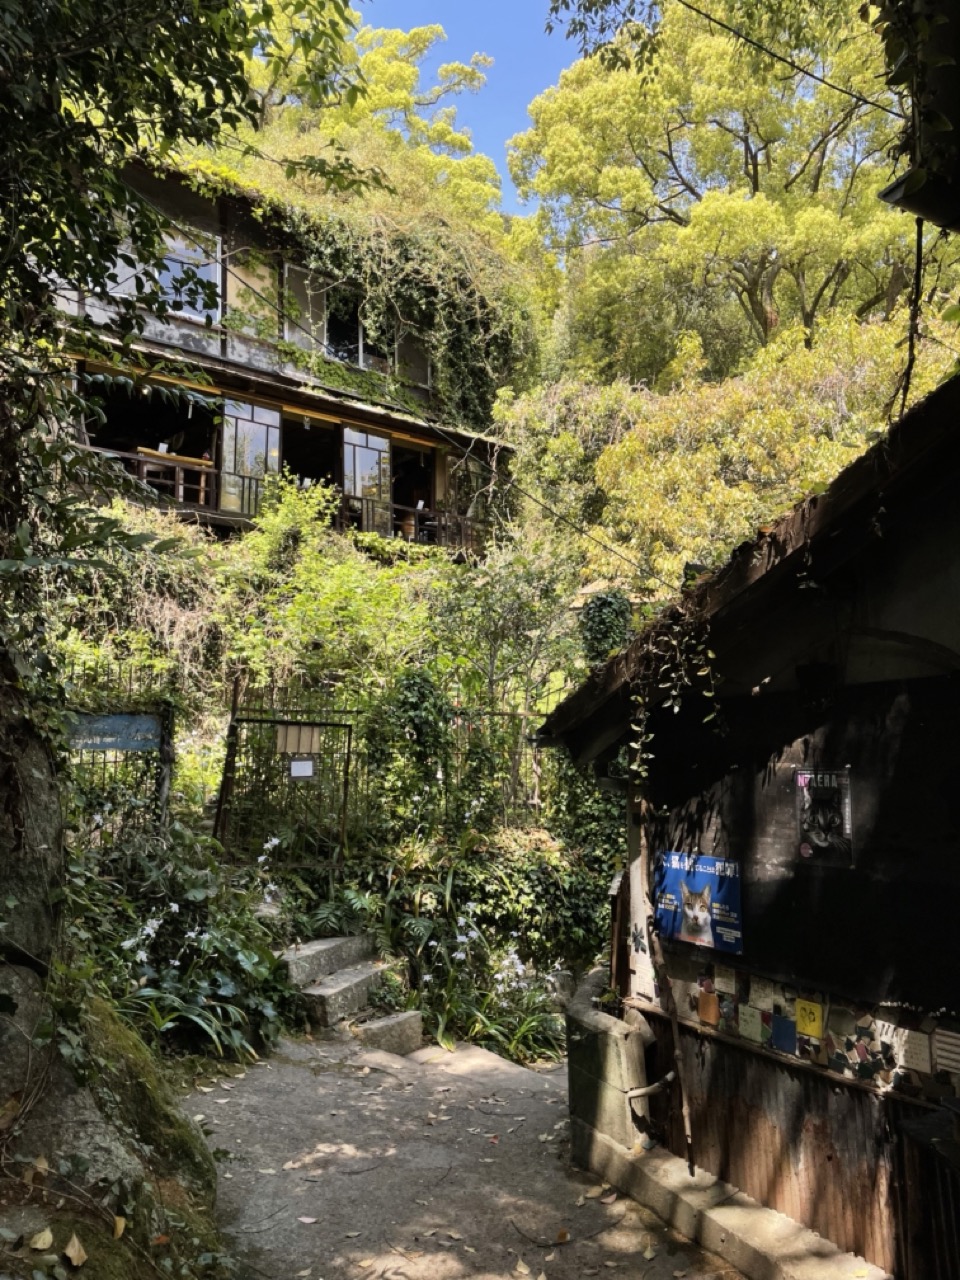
{"left": 795, "top": 767, "right": 853, "bottom": 866}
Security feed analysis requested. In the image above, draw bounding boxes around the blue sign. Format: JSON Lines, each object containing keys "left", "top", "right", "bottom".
{"left": 655, "top": 852, "right": 743, "bottom": 955}
{"left": 70, "top": 713, "right": 164, "bottom": 753}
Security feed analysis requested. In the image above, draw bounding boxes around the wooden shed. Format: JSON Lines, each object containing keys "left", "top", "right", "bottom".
{"left": 541, "top": 374, "right": 960, "bottom": 1278}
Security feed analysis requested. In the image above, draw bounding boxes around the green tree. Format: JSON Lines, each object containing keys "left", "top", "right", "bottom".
{"left": 0, "top": 0, "right": 354, "bottom": 1081}
{"left": 514, "top": 1, "right": 919, "bottom": 382}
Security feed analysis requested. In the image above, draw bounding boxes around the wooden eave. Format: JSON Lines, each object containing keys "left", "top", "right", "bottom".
{"left": 540, "top": 372, "right": 960, "bottom": 762}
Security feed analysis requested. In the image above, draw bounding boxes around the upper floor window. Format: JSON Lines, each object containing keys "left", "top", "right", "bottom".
{"left": 283, "top": 263, "right": 325, "bottom": 351}
{"left": 157, "top": 235, "right": 220, "bottom": 323}
{"left": 326, "top": 289, "right": 361, "bottom": 365}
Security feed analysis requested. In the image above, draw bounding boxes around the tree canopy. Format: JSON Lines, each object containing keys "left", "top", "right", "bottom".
{"left": 514, "top": 1, "right": 926, "bottom": 384}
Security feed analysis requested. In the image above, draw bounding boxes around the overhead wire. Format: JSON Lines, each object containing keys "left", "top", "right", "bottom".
{"left": 115, "top": 179, "right": 676, "bottom": 589}
{"left": 661, "top": 0, "right": 905, "bottom": 120}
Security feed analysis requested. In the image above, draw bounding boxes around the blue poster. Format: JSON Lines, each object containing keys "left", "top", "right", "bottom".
{"left": 655, "top": 853, "right": 743, "bottom": 955}
{"left": 70, "top": 713, "right": 163, "bottom": 753}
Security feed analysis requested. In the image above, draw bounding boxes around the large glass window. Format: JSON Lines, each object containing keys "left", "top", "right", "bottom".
{"left": 283, "top": 264, "right": 325, "bottom": 351}
{"left": 343, "top": 427, "right": 391, "bottom": 533}
{"left": 220, "top": 400, "right": 280, "bottom": 515}
{"left": 326, "top": 290, "right": 361, "bottom": 364}
{"left": 157, "top": 235, "right": 220, "bottom": 322}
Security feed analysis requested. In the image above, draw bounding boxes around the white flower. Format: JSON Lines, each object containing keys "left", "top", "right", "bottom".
{"left": 257, "top": 854, "right": 268, "bottom": 865}
{"left": 169, "top": 903, "right": 180, "bottom": 914}
{"left": 185, "top": 928, "right": 200, "bottom": 940}
{"left": 169, "top": 959, "right": 180, "bottom": 968}
{"left": 262, "top": 836, "right": 280, "bottom": 851}
{"left": 468, "top": 930, "right": 480, "bottom": 940}
{"left": 456, "top": 934, "right": 468, "bottom": 943}
{"left": 135, "top": 950, "right": 148, "bottom": 963}
{"left": 457, "top": 917, "right": 466, "bottom": 927}
{"left": 422, "top": 974, "right": 432, "bottom": 984}
{"left": 120, "top": 938, "right": 137, "bottom": 950}
{"left": 452, "top": 950, "right": 466, "bottom": 961}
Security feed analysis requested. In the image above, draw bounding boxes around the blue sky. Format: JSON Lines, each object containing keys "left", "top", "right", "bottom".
{"left": 360, "top": 0, "right": 577, "bottom": 212}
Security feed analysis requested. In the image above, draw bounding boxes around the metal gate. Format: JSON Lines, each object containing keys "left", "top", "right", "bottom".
{"left": 214, "top": 715, "right": 352, "bottom": 864}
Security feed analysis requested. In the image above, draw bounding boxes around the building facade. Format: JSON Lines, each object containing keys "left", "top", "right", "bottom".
{"left": 541, "top": 374, "right": 960, "bottom": 1278}
{"left": 66, "top": 165, "right": 502, "bottom": 549}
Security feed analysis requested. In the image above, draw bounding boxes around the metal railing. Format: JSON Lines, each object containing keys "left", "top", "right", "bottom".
{"left": 336, "top": 494, "right": 487, "bottom": 553}
{"left": 85, "top": 447, "right": 486, "bottom": 548}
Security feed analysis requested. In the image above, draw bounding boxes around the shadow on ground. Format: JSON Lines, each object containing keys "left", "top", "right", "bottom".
{"left": 183, "top": 1034, "right": 743, "bottom": 1280}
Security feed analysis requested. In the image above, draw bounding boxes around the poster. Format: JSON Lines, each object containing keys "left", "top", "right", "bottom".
{"left": 795, "top": 767, "right": 853, "bottom": 866}
{"left": 655, "top": 853, "right": 743, "bottom": 955}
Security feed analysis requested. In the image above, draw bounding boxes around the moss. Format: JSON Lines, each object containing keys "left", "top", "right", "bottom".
{"left": 85, "top": 998, "right": 217, "bottom": 1199}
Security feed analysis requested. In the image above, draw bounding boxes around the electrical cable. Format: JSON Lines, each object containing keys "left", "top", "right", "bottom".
{"left": 116, "top": 178, "right": 676, "bottom": 588}
{"left": 672, "top": 0, "right": 906, "bottom": 121}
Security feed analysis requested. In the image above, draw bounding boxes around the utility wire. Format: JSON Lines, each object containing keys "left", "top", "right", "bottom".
{"left": 114, "top": 180, "right": 676, "bottom": 590}
{"left": 672, "top": 0, "right": 906, "bottom": 120}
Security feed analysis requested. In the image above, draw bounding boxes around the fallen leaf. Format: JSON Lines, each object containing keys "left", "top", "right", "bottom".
{"left": 537, "top": 1273, "right": 547, "bottom": 1280}
{"left": 673, "top": 1271, "right": 688, "bottom": 1278}
{"left": 600, "top": 1191, "right": 617, "bottom": 1205}
{"left": 214, "top": 1099, "right": 231, "bottom": 1105}
{"left": 464, "top": 1246, "right": 477, "bottom": 1253}
{"left": 113, "top": 1217, "right": 126, "bottom": 1240}
{"left": 556, "top": 1229, "right": 570, "bottom": 1245}
{"left": 544, "top": 1253, "right": 556, "bottom": 1263}
{"left": 29, "top": 1228, "right": 54, "bottom": 1251}
{"left": 192, "top": 1114, "right": 205, "bottom": 1122}
{"left": 296, "top": 1271, "right": 312, "bottom": 1277}
{"left": 489, "top": 1135, "right": 500, "bottom": 1145}
{"left": 64, "top": 1233, "right": 88, "bottom": 1267}
{"left": 197, "top": 1086, "right": 214, "bottom": 1093}
{"left": 346, "top": 1231, "right": 361, "bottom": 1238}
{"left": 423, "top": 1229, "right": 437, "bottom": 1237}
{"left": 515, "top": 1261, "right": 531, "bottom": 1276}
{"left": 447, "top": 1232, "right": 463, "bottom": 1240}
{"left": 151, "top": 1235, "right": 171, "bottom": 1247}
{"left": 358, "top": 1260, "right": 373, "bottom": 1268}
{"left": 0, "top": 1094, "right": 22, "bottom": 1131}
{"left": 576, "top": 1196, "right": 585, "bottom": 1207}
{"left": 220, "top": 1082, "right": 235, "bottom": 1090}
{"left": 643, "top": 1245, "right": 657, "bottom": 1261}
{"left": 298, "top": 1217, "right": 317, "bottom": 1225}
{"left": 258, "top": 1168, "right": 277, "bottom": 1175}
{"left": 604, "top": 1262, "right": 619, "bottom": 1269}
{"left": 584, "top": 1186, "right": 604, "bottom": 1199}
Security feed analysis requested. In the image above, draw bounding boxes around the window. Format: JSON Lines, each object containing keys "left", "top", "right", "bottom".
{"left": 283, "top": 263, "right": 325, "bottom": 351}
{"left": 157, "top": 235, "right": 220, "bottom": 322}
{"left": 396, "top": 333, "right": 430, "bottom": 388}
{"left": 360, "top": 326, "right": 391, "bottom": 376}
{"left": 343, "top": 427, "right": 390, "bottom": 501}
{"left": 326, "top": 290, "right": 361, "bottom": 364}
{"left": 220, "top": 400, "right": 280, "bottom": 515}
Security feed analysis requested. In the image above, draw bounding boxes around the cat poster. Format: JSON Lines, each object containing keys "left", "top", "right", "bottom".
{"left": 655, "top": 853, "right": 743, "bottom": 955}
{"left": 795, "top": 768, "right": 853, "bottom": 866}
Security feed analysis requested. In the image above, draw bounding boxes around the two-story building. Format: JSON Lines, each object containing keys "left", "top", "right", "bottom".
{"left": 67, "top": 164, "right": 506, "bottom": 551}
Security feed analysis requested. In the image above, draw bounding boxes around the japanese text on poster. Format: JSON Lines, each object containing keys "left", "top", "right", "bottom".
{"left": 655, "top": 853, "right": 743, "bottom": 955}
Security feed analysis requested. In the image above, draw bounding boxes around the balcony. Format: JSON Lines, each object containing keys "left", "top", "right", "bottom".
{"left": 85, "top": 446, "right": 488, "bottom": 553}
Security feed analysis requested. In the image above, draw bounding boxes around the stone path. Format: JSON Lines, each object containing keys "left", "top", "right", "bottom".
{"left": 187, "top": 1032, "right": 744, "bottom": 1280}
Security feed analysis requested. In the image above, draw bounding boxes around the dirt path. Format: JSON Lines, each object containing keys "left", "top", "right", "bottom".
{"left": 188, "top": 1033, "right": 742, "bottom": 1280}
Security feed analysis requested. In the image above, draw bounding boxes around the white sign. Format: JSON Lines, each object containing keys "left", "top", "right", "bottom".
{"left": 290, "top": 758, "right": 315, "bottom": 779}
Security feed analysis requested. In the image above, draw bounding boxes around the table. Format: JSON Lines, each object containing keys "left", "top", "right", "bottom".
{"left": 135, "top": 447, "right": 216, "bottom": 504}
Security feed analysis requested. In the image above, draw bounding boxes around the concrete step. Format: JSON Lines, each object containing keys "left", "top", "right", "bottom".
{"left": 278, "top": 935, "right": 376, "bottom": 988}
{"left": 351, "top": 1010, "right": 423, "bottom": 1056}
{"left": 303, "top": 961, "right": 386, "bottom": 1028}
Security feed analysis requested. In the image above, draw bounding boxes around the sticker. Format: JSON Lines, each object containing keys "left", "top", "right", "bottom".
{"left": 796, "top": 999, "right": 824, "bottom": 1040}
{"left": 698, "top": 991, "right": 721, "bottom": 1027}
{"left": 934, "top": 1027, "right": 960, "bottom": 1075}
{"left": 739, "top": 1005, "right": 763, "bottom": 1044}
{"left": 749, "top": 978, "right": 779, "bottom": 1012}
{"left": 771, "top": 1015, "right": 798, "bottom": 1056}
{"left": 713, "top": 965, "right": 737, "bottom": 996}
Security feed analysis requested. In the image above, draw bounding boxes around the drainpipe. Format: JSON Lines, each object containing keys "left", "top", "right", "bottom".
{"left": 626, "top": 1070, "right": 676, "bottom": 1101}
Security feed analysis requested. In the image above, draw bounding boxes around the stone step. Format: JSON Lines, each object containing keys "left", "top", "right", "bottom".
{"left": 278, "top": 935, "right": 376, "bottom": 989}
{"left": 351, "top": 1010, "right": 423, "bottom": 1056}
{"left": 303, "top": 961, "right": 386, "bottom": 1028}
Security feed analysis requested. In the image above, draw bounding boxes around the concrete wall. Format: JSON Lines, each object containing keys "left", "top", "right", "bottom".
{"left": 566, "top": 968, "right": 654, "bottom": 1162}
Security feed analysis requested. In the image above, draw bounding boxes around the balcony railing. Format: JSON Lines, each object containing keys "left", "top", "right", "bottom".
{"left": 85, "top": 448, "right": 486, "bottom": 551}
{"left": 335, "top": 494, "right": 487, "bottom": 554}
